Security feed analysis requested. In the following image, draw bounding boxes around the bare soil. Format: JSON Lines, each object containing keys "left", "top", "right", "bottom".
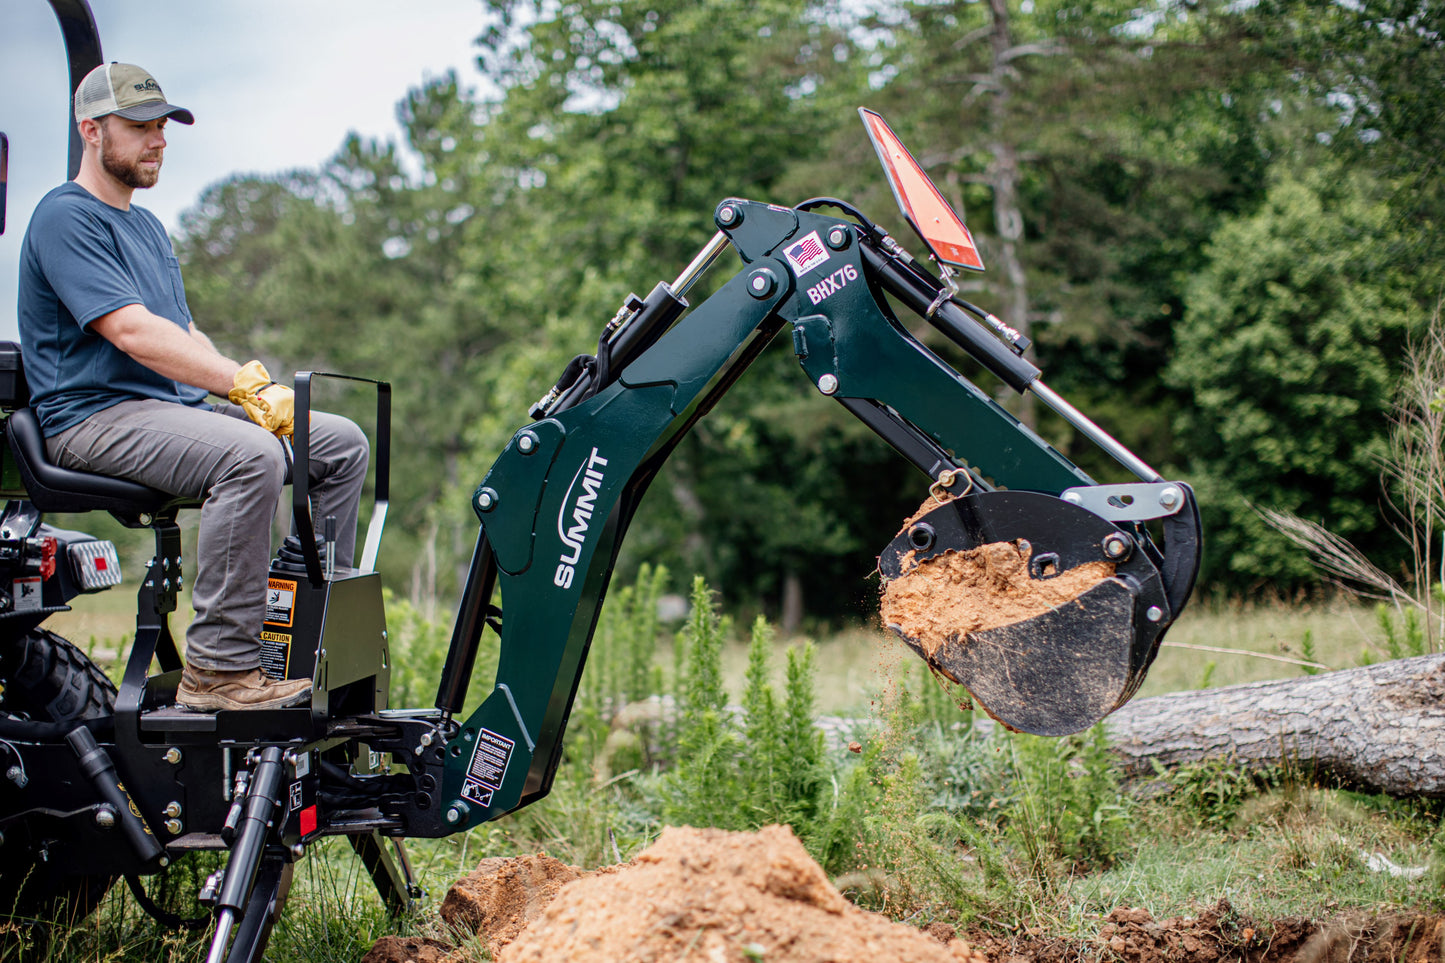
{"left": 965, "top": 903, "right": 1445, "bottom": 963}
{"left": 364, "top": 833, "right": 1442, "bottom": 963}
{"left": 366, "top": 825, "right": 988, "bottom": 963}
{"left": 880, "top": 539, "right": 1114, "bottom": 659}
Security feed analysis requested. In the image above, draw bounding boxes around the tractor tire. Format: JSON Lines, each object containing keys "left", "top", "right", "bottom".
{"left": 0, "top": 626, "right": 118, "bottom": 723}
{"left": 0, "top": 628, "right": 119, "bottom": 924}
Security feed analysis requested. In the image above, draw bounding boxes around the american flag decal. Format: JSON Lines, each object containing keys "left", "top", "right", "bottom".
{"left": 782, "top": 230, "right": 831, "bottom": 276}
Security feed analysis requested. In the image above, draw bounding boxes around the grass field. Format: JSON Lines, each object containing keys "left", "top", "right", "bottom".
{"left": 11, "top": 574, "right": 1439, "bottom": 962}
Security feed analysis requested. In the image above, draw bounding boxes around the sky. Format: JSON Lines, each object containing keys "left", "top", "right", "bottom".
{"left": 1, "top": 0, "right": 492, "bottom": 338}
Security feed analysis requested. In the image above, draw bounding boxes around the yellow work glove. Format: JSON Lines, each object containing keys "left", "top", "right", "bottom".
{"left": 228, "top": 361, "right": 295, "bottom": 438}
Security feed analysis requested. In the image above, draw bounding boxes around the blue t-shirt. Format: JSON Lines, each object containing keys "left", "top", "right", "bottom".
{"left": 18, "top": 182, "right": 209, "bottom": 436}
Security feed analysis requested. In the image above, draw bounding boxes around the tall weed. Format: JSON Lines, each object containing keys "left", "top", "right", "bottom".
{"left": 1004, "top": 727, "right": 1131, "bottom": 883}
{"left": 664, "top": 577, "right": 746, "bottom": 827}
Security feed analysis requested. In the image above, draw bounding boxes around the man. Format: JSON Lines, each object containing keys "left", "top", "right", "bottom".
{"left": 18, "top": 63, "right": 369, "bottom": 711}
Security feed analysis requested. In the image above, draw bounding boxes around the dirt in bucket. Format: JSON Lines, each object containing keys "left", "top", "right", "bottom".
{"left": 880, "top": 500, "right": 1115, "bottom": 661}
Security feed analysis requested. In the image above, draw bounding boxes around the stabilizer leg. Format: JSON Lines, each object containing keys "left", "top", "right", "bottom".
{"left": 222, "top": 857, "right": 292, "bottom": 963}
{"left": 350, "top": 832, "right": 421, "bottom": 914}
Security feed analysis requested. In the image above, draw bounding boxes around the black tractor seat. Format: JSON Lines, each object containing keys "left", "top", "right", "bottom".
{"left": 5, "top": 406, "right": 186, "bottom": 517}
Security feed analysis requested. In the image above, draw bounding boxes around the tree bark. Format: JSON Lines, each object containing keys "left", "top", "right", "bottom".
{"left": 985, "top": 0, "right": 1036, "bottom": 429}
{"left": 1105, "top": 654, "right": 1445, "bottom": 798}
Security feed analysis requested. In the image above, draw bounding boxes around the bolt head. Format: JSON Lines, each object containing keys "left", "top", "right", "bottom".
{"left": 1062, "top": 491, "right": 1083, "bottom": 505}
{"left": 95, "top": 807, "right": 117, "bottom": 830}
{"left": 718, "top": 205, "right": 738, "bottom": 226}
{"left": 164, "top": 819, "right": 183, "bottom": 835}
{"left": 517, "top": 431, "right": 538, "bottom": 453}
{"left": 476, "top": 488, "right": 498, "bottom": 512}
{"left": 817, "top": 373, "right": 840, "bottom": 395}
{"left": 292, "top": 843, "right": 306, "bottom": 859}
{"left": 1102, "top": 533, "right": 1132, "bottom": 559}
{"left": 1146, "top": 605, "right": 1164, "bottom": 623}
{"left": 746, "top": 268, "right": 777, "bottom": 299}
{"left": 826, "top": 226, "right": 849, "bottom": 250}
{"left": 1159, "top": 486, "right": 1181, "bottom": 510}
{"left": 445, "top": 806, "right": 461, "bottom": 824}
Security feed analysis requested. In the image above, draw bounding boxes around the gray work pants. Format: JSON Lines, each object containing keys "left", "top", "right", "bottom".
{"left": 47, "top": 399, "right": 369, "bottom": 671}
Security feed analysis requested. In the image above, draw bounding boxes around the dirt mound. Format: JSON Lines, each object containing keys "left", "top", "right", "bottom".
{"left": 438, "top": 852, "right": 587, "bottom": 959}
{"left": 360, "top": 935, "right": 456, "bottom": 963}
{"left": 964, "top": 902, "right": 1445, "bottom": 963}
{"left": 411, "top": 825, "right": 984, "bottom": 963}
{"left": 370, "top": 840, "right": 1445, "bottom": 963}
{"left": 880, "top": 539, "right": 1114, "bottom": 659}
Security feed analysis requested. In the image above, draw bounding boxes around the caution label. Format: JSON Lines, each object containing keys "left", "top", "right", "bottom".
{"left": 265, "top": 578, "right": 297, "bottom": 627}
{"left": 259, "top": 630, "right": 292, "bottom": 678}
{"left": 460, "top": 729, "right": 515, "bottom": 808}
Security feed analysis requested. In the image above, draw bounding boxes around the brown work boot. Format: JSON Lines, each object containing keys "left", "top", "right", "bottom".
{"left": 177, "top": 666, "right": 311, "bottom": 711}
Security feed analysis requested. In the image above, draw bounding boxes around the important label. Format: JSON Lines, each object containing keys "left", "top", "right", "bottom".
{"left": 265, "top": 578, "right": 297, "bottom": 627}
{"left": 11, "top": 578, "right": 41, "bottom": 612}
{"left": 259, "top": 630, "right": 292, "bottom": 678}
{"left": 460, "top": 729, "right": 515, "bottom": 808}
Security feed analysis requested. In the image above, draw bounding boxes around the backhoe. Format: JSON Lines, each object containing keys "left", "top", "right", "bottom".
{"left": 0, "top": 3, "right": 1199, "bottom": 960}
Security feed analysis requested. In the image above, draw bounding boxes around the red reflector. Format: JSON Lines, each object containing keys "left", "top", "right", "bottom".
{"left": 41, "top": 537, "right": 57, "bottom": 559}
{"left": 94, "top": 557, "right": 108, "bottom": 571}
{"left": 300, "top": 804, "right": 317, "bottom": 836}
{"left": 860, "top": 108, "right": 985, "bottom": 272}
{"left": 40, "top": 558, "right": 56, "bottom": 581}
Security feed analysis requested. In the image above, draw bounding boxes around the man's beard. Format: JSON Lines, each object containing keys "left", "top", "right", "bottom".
{"left": 100, "top": 134, "right": 162, "bottom": 189}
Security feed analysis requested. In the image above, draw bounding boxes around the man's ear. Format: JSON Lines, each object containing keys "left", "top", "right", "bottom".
{"left": 77, "top": 117, "right": 104, "bottom": 149}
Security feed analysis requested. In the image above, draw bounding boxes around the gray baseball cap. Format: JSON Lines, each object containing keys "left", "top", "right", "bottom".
{"left": 74, "top": 63, "right": 195, "bottom": 125}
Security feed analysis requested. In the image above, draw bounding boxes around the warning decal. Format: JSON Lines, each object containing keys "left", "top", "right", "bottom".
{"left": 287, "top": 780, "right": 303, "bottom": 816}
{"left": 265, "top": 578, "right": 297, "bottom": 627}
{"left": 460, "top": 729, "right": 515, "bottom": 809}
{"left": 259, "top": 630, "right": 292, "bottom": 678}
{"left": 11, "top": 578, "right": 41, "bottom": 612}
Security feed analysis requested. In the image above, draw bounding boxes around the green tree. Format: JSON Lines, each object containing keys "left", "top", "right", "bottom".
{"left": 1167, "top": 162, "right": 1424, "bottom": 585}
{"left": 448, "top": 0, "right": 908, "bottom": 620}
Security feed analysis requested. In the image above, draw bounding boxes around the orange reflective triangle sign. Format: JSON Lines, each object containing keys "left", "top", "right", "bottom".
{"left": 860, "top": 108, "right": 984, "bottom": 272}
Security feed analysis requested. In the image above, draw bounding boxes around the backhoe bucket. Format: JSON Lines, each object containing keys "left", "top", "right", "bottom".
{"left": 877, "top": 491, "right": 1176, "bottom": 736}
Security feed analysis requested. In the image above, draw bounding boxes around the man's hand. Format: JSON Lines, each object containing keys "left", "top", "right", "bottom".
{"left": 229, "top": 361, "right": 295, "bottom": 438}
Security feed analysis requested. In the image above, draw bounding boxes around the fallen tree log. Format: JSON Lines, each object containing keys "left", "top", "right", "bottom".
{"left": 1104, "top": 653, "right": 1445, "bottom": 798}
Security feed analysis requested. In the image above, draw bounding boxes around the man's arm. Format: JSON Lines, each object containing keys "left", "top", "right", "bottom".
{"left": 189, "top": 323, "right": 221, "bottom": 354}
{"left": 90, "top": 304, "right": 240, "bottom": 397}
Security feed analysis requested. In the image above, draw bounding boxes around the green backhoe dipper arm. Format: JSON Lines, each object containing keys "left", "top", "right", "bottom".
{"left": 430, "top": 198, "right": 1121, "bottom": 832}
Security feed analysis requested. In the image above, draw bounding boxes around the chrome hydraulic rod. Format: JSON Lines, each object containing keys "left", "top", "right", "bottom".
{"left": 1030, "top": 380, "right": 1162, "bottom": 483}
{"left": 671, "top": 231, "right": 731, "bottom": 296}
{"left": 205, "top": 911, "right": 237, "bottom": 963}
